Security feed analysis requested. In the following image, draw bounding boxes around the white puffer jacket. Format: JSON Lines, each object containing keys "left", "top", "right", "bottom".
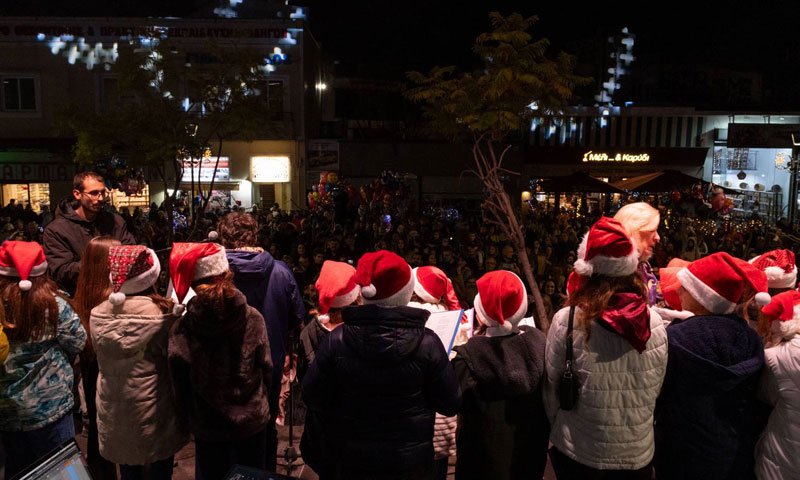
{"left": 755, "top": 335, "right": 800, "bottom": 480}
{"left": 543, "top": 305, "right": 668, "bottom": 470}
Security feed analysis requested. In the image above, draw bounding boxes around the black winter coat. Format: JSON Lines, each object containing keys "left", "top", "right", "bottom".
{"left": 302, "top": 305, "right": 461, "bottom": 478}
{"left": 42, "top": 198, "right": 135, "bottom": 295}
{"left": 452, "top": 326, "right": 550, "bottom": 480}
{"left": 654, "top": 314, "right": 766, "bottom": 480}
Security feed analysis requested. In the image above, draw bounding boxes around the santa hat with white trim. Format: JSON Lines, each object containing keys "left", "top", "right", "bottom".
{"left": 169, "top": 242, "right": 229, "bottom": 306}
{"left": 473, "top": 270, "right": 527, "bottom": 336}
{"left": 413, "top": 266, "right": 460, "bottom": 310}
{"left": 315, "top": 260, "right": 360, "bottom": 314}
{"left": 107, "top": 245, "right": 161, "bottom": 305}
{"left": 676, "top": 252, "right": 771, "bottom": 315}
{"left": 0, "top": 241, "right": 48, "bottom": 291}
{"left": 749, "top": 249, "right": 797, "bottom": 290}
{"left": 574, "top": 217, "right": 639, "bottom": 278}
{"left": 761, "top": 290, "right": 800, "bottom": 340}
{"left": 354, "top": 250, "right": 414, "bottom": 306}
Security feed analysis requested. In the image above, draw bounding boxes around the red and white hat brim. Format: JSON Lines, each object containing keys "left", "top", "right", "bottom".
{"left": 412, "top": 267, "right": 440, "bottom": 304}
{"left": 763, "top": 265, "right": 797, "bottom": 289}
{"left": 676, "top": 267, "right": 736, "bottom": 314}
{"left": 118, "top": 249, "right": 161, "bottom": 295}
{"left": 329, "top": 283, "right": 361, "bottom": 310}
{"left": 193, "top": 246, "right": 229, "bottom": 281}
{"left": 574, "top": 231, "right": 639, "bottom": 277}
{"left": 0, "top": 261, "right": 48, "bottom": 279}
{"left": 776, "top": 305, "right": 800, "bottom": 340}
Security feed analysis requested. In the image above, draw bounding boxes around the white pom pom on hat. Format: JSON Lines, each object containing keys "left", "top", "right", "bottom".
{"left": 18, "top": 279, "right": 32, "bottom": 291}
{"left": 109, "top": 292, "right": 127, "bottom": 305}
{"left": 361, "top": 284, "right": 377, "bottom": 298}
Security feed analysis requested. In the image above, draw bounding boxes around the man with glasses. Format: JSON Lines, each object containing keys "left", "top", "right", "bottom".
{"left": 43, "top": 171, "right": 136, "bottom": 295}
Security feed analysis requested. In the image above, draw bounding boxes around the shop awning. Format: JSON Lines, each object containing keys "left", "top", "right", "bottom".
{"left": 538, "top": 172, "right": 626, "bottom": 194}
{"left": 612, "top": 170, "right": 739, "bottom": 194}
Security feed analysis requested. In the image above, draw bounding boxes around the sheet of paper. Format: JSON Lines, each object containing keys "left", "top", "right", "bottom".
{"left": 425, "top": 309, "right": 463, "bottom": 356}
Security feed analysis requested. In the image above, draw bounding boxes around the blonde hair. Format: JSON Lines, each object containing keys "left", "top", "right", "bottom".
{"left": 614, "top": 202, "right": 660, "bottom": 234}
{"left": 614, "top": 203, "right": 660, "bottom": 257}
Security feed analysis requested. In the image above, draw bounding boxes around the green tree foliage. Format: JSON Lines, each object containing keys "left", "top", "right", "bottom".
{"left": 406, "top": 12, "right": 590, "bottom": 330}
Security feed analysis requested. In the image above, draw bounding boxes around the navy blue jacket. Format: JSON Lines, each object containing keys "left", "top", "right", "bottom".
{"left": 226, "top": 249, "right": 305, "bottom": 410}
{"left": 302, "top": 304, "right": 461, "bottom": 476}
{"left": 654, "top": 314, "right": 765, "bottom": 480}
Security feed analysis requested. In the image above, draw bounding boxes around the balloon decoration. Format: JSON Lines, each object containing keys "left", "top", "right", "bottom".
{"left": 307, "top": 170, "right": 354, "bottom": 215}
{"left": 92, "top": 156, "right": 147, "bottom": 196}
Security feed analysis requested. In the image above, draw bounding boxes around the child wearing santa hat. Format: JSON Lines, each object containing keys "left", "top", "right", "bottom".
{"left": 90, "top": 245, "right": 188, "bottom": 480}
{"left": 302, "top": 250, "right": 460, "bottom": 479}
{"left": 452, "top": 269, "right": 549, "bottom": 480}
{"left": 755, "top": 291, "right": 800, "bottom": 480}
{"left": 407, "top": 266, "right": 464, "bottom": 480}
{"left": 0, "top": 241, "right": 86, "bottom": 478}
{"left": 748, "top": 249, "right": 798, "bottom": 341}
{"left": 654, "top": 252, "right": 769, "bottom": 480}
{"left": 543, "top": 217, "right": 667, "bottom": 479}
{"left": 167, "top": 242, "right": 273, "bottom": 480}
{"left": 298, "top": 260, "right": 360, "bottom": 480}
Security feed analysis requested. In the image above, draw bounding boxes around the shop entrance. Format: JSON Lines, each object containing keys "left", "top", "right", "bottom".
{"left": 1, "top": 183, "right": 50, "bottom": 213}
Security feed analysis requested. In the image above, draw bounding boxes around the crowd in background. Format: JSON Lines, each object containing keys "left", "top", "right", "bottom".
{"left": 0, "top": 192, "right": 791, "bottom": 324}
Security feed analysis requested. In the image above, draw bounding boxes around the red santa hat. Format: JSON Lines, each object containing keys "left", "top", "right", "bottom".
{"left": 354, "top": 250, "right": 414, "bottom": 306}
{"left": 107, "top": 245, "right": 161, "bottom": 305}
{"left": 676, "top": 252, "right": 770, "bottom": 315}
{"left": 749, "top": 249, "right": 797, "bottom": 290}
{"left": 413, "top": 266, "right": 460, "bottom": 310}
{"left": 473, "top": 270, "right": 527, "bottom": 336}
{"left": 574, "top": 217, "right": 639, "bottom": 278}
{"left": 169, "top": 242, "right": 229, "bottom": 305}
{"left": 0, "top": 241, "right": 48, "bottom": 291}
{"left": 761, "top": 290, "right": 800, "bottom": 340}
{"left": 315, "top": 260, "right": 360, "bottom": 314}
{"left": 659, "top": 258, "right": 691, "bottom": 310}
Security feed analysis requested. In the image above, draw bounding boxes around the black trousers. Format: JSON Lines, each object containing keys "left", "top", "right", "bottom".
{"left": 549, "top": 447, "right": 653, "bottom": 480}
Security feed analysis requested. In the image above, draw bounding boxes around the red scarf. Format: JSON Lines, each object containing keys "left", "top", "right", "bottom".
{"left": 599, "top": 293, "right": 651, "bottom": 353}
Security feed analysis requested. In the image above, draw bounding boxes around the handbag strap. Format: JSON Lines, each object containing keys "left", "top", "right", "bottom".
{"left": 566, "top": 306, "right": 575, "bottom": 366}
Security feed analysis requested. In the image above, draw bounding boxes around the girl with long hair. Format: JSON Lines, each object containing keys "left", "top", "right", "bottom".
{"left": 71, "top": 235, "right": 121, "bottom": 480}
{"left": 0, "top": 241, "right": 86, "bottom": 478}
{"left": 168, "top": 242, "right": 272, "bottom": 480}
{"left": 543, "top": 217, "right": 668, "bottom": 479}
{"left": 90, "top": 245, "right": 188, "bottom": 480}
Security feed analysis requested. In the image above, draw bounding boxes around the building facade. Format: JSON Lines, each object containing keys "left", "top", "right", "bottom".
{"left": 0, "top": 9, "right": 323, "bottom": 212}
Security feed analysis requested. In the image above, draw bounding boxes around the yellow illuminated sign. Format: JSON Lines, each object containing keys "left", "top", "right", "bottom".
{"left": 582, "top": 151, "right": 650, "bottom": 163}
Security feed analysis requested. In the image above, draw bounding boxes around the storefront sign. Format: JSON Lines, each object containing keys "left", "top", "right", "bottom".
{"left": 582, "top": 151, "right": 650, "bottom": 163}
{"left": 0, "top": 163, "right": 76, "bottom": 182}
{"left": 181, "top": 157, "right": 230, "bottom": 183}
{"left": 251, "top": 156, "right": 290, "bottom": 183}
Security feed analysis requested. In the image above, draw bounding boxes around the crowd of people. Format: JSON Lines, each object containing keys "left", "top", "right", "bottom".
{"left": 0, "top": 171, "right": 798, "bottom": 480}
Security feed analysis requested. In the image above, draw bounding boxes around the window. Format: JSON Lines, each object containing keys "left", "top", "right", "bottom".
{"left": 266, "top": 79, "right": 284, "bottom": 114}
{"left": 2, "top": 76, "right": 37, "bottom": 112}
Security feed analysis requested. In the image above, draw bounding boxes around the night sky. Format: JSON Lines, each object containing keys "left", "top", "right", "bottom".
{"left": 4, "top": 0, "right": 800, "bottom": 107}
